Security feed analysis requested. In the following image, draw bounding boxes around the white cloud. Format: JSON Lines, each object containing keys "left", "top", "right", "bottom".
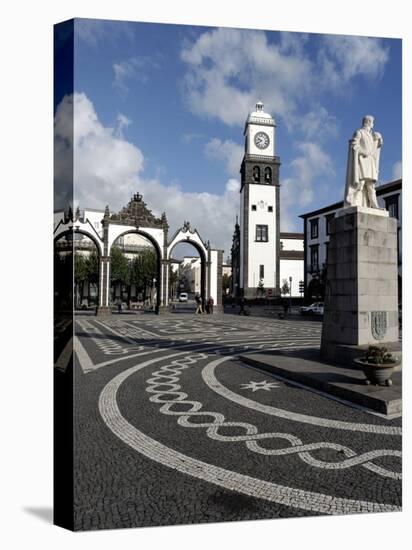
{"left": 181, "top": 133, "right": 204, "bottom": 144}
{"left": 204, "top": 138, "right": 243, "bottom": 177}
{"left": 300, "top": 106, "right": 339, "bottom": 140}
{"left": 138, "top": 178, "right": 240, "bottom": 257}
{"left": 281, "top": 142, "right": 335, "bottom": 229}
{"left": 74, "top": 19, "right": 135, "bottom": 48}
{"left": 113, "top": 57, "right": 158, "bottom": 95}
{"left": 318, "top": 35, "right": 389, "bottom": 91}
{"left": 115, "top": 113, "right": 132, "bottom": 138}
{"left": 392, "top": 160, "right": 402, "bottom": 180}
{"left": 180, "top": 28, "right": 313, "bottom": 127}
{"left": 55, "top": 93, "right": 240, "bottom": 256}
{"left": 180, "top": 29, "right": 390, "bottom": 130}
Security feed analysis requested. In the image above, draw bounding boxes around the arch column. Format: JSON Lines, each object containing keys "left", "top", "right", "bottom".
{"left": 96, "top": 256, "right": 111, "bottom": 315}
{"left": 96, "top": 207, "right": 112, "bottom": 316}
{"left": 208, "top": 249, "right": 224, "bottom": 314}
{"left": 158, "top": 259, "right": 170, "bottom": 314}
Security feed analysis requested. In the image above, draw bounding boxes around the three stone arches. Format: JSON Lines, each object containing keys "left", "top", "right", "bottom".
{"left": 53, "top": 195, "right": 223, "bottom": 315}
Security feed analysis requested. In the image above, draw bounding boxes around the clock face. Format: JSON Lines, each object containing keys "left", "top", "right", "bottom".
{"left": 254, "top": 131, "right": 270, "bottom": 150}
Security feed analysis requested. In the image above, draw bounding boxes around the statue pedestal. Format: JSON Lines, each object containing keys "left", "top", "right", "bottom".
{"left": 320, "top": 207, "right": 399, "bottom": 363}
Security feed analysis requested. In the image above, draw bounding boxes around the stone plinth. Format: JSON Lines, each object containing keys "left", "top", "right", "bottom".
{"left": 320, "top": 207, "right": 399, "bottom": 363}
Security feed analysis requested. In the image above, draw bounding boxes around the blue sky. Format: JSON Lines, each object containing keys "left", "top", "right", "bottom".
{"left": 56, "top": 18, "right": 402, "bottom": 257}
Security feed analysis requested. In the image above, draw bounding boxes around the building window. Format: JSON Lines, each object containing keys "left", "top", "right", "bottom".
{"left": 251, "top": 204, "right": 257, "bottom": 211}
{"left": 264, "top": 167, "right": 272, "bottom": 184}
{"left": 325, "top": 214, "right": 334, "bottom": 236}
{"left": 310, "top": 245, "right": 319, "bottom": 272}
{"left": 384, "top": 195, "right": 399, "bottom": 219}
{"left": 310, "top": 218, "right": 319, "bottom": 239}
{"left": 259, "top": 265, "right": 264, "bottom": 279}
{"left": 256, "top": 225, "right": 268, "bottom": 242}
{"left": 94, "top": 221, "right": 100, "bottom": 230}
{"left": 253, "top": 165, "right": 260, "bottom": 183}
{"left": 268, "top": 205, "right": 273, "bottom": 212}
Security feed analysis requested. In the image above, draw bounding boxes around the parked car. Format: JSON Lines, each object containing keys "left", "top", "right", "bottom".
{"left": 300, "top": 302, "right": 324, "bottom": 316}
{"left": 178, "top": 292, "right": 188, "bottom": 302}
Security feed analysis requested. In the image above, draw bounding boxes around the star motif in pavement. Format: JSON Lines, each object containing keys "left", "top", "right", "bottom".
{"left": 240, "top": 380, "right": 280, "bottom": 392}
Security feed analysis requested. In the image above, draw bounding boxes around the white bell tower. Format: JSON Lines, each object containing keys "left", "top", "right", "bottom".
{"left": 239, "top": 101, "right": 280, "bottom": 298}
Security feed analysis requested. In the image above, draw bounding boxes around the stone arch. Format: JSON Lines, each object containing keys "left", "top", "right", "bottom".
{"left": 167, "top": 224, "right": 223, "bottom": 313}
{"left": 54, "top": 218, "right": 104, "bottom": 257}
{"left": 54, "top": 226, "right": 102, "bottom": 311}
{"left": 264, "top": 166, "right": 272, "bottom": 184}
{"left": 168, "top": 232, "right": 208, "bottom": 305}
{"left": 109, "top": 228, "right": 162, "bottom": 312}
{"left": 54, "top": 228, "right": 102, "bottom": 255}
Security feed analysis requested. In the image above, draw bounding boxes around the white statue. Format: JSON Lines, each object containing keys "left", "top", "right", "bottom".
{"left": 344, "top": 115, "right": 383, "bottom": 208}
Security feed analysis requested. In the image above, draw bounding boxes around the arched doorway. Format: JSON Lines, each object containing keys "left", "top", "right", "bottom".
{"left": 109, "top": 230, "right": 162, "bottom": 313}
{"left": 54, "top": 229, "right": 101, "bottom": 312}
{"left": 168, "top": 240, "right": 207, "bottom": 312}
{"left": 167, "top": 222, "right": 223, "bottom": 314}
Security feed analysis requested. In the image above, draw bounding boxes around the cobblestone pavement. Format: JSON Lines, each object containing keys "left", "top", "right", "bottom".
{"left": 72, "top": 313, "right": 401, "bottom": 530}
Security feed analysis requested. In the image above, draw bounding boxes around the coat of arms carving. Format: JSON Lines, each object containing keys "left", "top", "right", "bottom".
{"left": 371, "top": 311, "right": 387, "bottom": 341}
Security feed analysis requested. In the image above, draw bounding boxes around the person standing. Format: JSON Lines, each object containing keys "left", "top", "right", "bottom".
{"left": 195, "top": 293, "right": 203, "bottom": 314}
{"left": 207, "top": 296, "right": 214, "bottom": 314}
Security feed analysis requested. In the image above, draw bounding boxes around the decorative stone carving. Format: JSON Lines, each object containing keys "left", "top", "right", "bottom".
{"left": 344, "top": 115, "right": 383, "bottom": 209}
{"left": 371, "top": 311, "right": 388, "bottom": 341}
{"left": 110, "top": 192, "right": 163, "bottom": 228}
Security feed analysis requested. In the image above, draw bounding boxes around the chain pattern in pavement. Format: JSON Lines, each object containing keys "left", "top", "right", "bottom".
{"left": 145, "top": 357, "right": 401, "bottom": 480}
{"left": 99, "top": 351, "right": 400, "bottom": 515}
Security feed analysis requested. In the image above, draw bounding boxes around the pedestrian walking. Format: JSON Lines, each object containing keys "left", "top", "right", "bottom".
{"left": 207, "top": 296, "right": 214, "bottom": 314}
{"left": 195, "top": 293, "right": 203, "bottom": 314}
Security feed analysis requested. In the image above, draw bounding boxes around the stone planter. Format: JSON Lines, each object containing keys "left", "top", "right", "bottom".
{"left": 353, "top": 358, "right": 400, "bottom": 387}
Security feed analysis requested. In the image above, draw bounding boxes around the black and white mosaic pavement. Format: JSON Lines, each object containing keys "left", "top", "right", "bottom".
{"left": 71, "top": 313, "right": 401, "bottom": 530}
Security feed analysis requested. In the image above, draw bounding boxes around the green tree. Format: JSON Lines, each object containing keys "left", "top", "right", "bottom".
{"left": 110, "top": 246, "right": 130, "bottom": 285}
{"left": 257, "top": 278, "right": 265, "bottom": 296}
{"left": 74, "top": 253, "right": 88, "bottom": 305}
{"left": 280, "top": 278, "right": 290, "bottom": 296}
{"left": 169, "top": 268, "right": 179, "bottom": 300}
{"left": 86, "top": 249, "right": 99, "bottom": 285}
{"left": 74, "top": 253, "right": 87, "bottom": 284}
{"left": 128, "top": 248, "right": 158, "bottom": 302}
{"left": 222, "top": 273, "right": 231, "bottom": 295}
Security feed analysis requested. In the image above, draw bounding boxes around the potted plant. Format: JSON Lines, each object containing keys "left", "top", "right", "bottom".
{"left": 354, "top": 345, "right": 400, "bottom": 386}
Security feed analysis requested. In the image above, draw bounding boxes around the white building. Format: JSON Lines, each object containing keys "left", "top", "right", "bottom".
{"left": 300, "top": 179, "right": 402, "bottom": 300}
{"left": 279, "top": 233, "right": 304, "bottom": 298}
{"left": 179, "top": 256, "right": 202, "bottom": 294}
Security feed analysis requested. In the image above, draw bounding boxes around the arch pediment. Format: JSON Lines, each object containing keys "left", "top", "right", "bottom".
{"left": 167, "top": 223, "right": 209, "bottom": 259}
{"left": 109, "top": 192, "right": 168, "bottom": 230}
{"left": 54, "top": 212, "right": 104, "bottom": 256}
